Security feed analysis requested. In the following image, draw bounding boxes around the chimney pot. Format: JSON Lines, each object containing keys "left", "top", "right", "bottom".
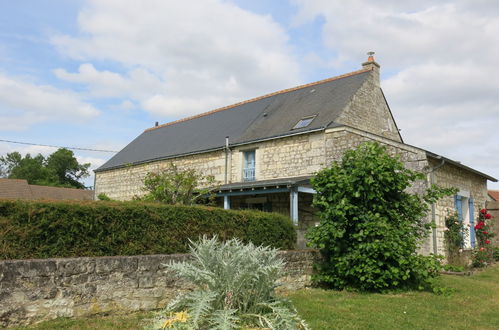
{"left": 155, "top": 121, "right": 159, "bottom": 127}
{"left": 362, "top": 51, "right": 380, "bottom": 69}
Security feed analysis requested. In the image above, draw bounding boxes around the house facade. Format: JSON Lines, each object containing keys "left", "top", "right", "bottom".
{"left": 95, "top": 56, "right": 496, "bottom": 254}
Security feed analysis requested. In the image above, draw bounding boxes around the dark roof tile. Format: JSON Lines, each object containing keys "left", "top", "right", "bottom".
{"left": 97, "top": 69, "right": 371, "bottom": 171}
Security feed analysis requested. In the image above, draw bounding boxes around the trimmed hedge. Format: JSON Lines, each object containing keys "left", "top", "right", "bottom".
{"left": 0, "top": 200, "right": 296, "bottom": 260}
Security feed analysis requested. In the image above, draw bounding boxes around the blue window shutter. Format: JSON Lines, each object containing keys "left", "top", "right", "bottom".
{"left": 455, "top": 195, "right": 463, "bottom": 222}
{"left": 469, "top": 198, "right": 476, "bottom": 248}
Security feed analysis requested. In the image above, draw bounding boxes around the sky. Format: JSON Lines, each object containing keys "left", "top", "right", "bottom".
{"left": 1, "top": 0, "right": 498, "bottom": 189}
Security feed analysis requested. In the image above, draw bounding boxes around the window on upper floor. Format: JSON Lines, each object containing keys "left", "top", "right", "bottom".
{"left": 243, "top": 150, "right": 256, "bottom": 181}
{"left": 292, "top": 115, "right": 316, "bottom": 130}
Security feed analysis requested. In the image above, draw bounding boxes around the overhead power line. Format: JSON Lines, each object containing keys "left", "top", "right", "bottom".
{"left": 0, "top": 139, "right": 118, "bottom": 153}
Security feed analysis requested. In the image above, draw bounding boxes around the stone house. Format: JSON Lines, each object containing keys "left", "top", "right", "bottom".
{"left": 95, "top": 55, "right": 496, "bottom": 254}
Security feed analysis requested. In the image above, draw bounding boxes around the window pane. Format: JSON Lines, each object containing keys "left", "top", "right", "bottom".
{"left": 293, "top": 116, "right": 315, "bottom": 129}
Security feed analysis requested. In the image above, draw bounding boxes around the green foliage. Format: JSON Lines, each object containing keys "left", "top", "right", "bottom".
{"left": 140, "top": 163, "right": 216, "bottom": 205}
{"left": 0, "top": 200, "right": 295, "bottom": 259}
{"left": 45, "top": 148, "right": 90, "bottom": 189}
{"left": 442, "top": 264, "right": 465, "bottom": 272}
{"left": 306, "top": 142, "right": 455, "bottom": 292}
{"left": 472, "top": 208, "right": 495, "bottom": 267}
{"left": 444, "top": 211, "right": 468, "bottom": 267}
{"left": 0, "top": 148, "right": 90, "bottom": 189}
{"left": 493, "top": 247, "right": 499, "bottom": 262}
{"left": 97, "top": 193, "right": 112, "bottom": 201}
{"left": 147, "top": 237, "right": 308, "bottom": 329}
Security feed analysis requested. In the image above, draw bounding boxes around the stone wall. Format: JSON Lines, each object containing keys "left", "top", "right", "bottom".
{"left": 0, "top": 250, "right": 320, "bottom": 328}
{"left": 95, "top": 131, "right": 326, "bottom": 201}
{"left": 95, "top": 150, "right": 227, "bottom": 200}
{"left": 431, "top": 160, "right": 489, "bottom": 256}
{"left": 335, "top": 67, "right": 402, "bottom": 142}
{"left": 485, "top": 201, "right": 499, "bottom": 246}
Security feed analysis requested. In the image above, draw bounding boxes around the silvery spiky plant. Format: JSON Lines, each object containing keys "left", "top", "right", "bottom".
{"left": 146, "top": 236, "right": 308, "bottom": 330}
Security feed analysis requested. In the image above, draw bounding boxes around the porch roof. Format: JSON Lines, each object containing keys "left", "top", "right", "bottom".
{"left": 217, "top": 175, "right": 312, "bottom": 193}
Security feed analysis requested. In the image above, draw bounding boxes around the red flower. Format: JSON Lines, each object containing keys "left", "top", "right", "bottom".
{"left": 480, "top": 247, "right": 486, "bottom": 251}
{"left": 475, "top": 221, "right": 485, "bottom": 230}
{"left": 485, "top": 240, "right": 491, "bottom": 244}
{"left": 483, "top": 231, "right": 488, "bottom": 235}
{"left": 485, "top": 213, "right": 492, "bottom": 219}
{"left": 480, "top": 209, "right": 487, "bottom": 215}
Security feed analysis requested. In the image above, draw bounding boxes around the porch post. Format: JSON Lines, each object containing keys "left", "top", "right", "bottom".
{"left": 289, "top": 188, "right": 299, "bottom": 225}
{"left": 223, "top": 195, "right": 231, "bottom": 210}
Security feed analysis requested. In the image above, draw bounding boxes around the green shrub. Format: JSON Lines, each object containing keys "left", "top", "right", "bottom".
{"left": 493, "top": 246, "right": 499, "bottom": 262}
{"left": 97, "top": 193, "right": 112, "bottom": 201}
{"left": 0, "top": 200, "right": 295, "bottom": 259}
{"left": 306, "top": 142, "right": 454, "bottom": 292}
{"left": 147, "top": 237, "right": 308, "bottom": 329}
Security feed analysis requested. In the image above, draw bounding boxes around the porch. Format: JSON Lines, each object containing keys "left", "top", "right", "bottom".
{"left": 216, "top": 176, "right": 319, "bottom": 248}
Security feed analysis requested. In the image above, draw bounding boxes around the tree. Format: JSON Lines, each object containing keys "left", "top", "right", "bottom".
{"left": 0, "top": 148, "right": 90, "bottom": 189}
{"left": 141, "top": 163, "right": 216, "bottom": 205}
{"left": 306, "top": 142, "right": 455, "bottom": 291}
{"left": 46, "top": 148, "right": 90, "bottom": 189}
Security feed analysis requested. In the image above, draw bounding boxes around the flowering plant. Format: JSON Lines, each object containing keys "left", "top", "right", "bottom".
{"left": 472, "top": 208, "right": 495, "bottom": 267}
{"left": 444, "top": 211, "right": 467, "bottom": 266}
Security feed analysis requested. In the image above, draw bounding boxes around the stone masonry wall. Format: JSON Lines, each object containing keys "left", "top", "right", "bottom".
{"left": 0, "top": 250, "right": 320, "bottom": 328}
{"left": 431, "top": 159, "right": 488, "bottom": 256}
{"left": 485, "top": 201, "right": 499, "bottom": 246}
{"left": 95, "top": 150, "right": 226, "bottom": 200}
{"left": 95, "top": 131, "right": 327, "bottom": 201}
{"left": 335, "top": 68, "right": 402, "bottom": 142}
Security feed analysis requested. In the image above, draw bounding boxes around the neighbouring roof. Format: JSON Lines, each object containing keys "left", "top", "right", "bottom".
{"left": 488, "top": 190, "right": 499, "bottom": 201}
{"left": 0, "top": 178, "right": 94, "bottom": 201}
{"left": 96, "top": 69, "right": 372, "bottom": 172}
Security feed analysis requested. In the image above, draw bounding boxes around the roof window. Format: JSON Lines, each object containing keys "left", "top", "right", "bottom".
{"left": 292, "top": 115, "right": 316, "bottom": 130}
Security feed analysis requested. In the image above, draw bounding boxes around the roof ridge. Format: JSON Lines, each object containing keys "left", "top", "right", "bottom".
{"left": 144, "top": 67, "right": 372, "bottom": 132}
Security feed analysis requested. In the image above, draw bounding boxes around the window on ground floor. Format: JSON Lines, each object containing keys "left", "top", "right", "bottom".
{"left": 455, "top": 192, "right": 476, "bottom": 248}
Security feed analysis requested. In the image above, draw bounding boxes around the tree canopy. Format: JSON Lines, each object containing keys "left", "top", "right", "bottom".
{"left": 140, "top": 163, "right": 215, "bottom": 205}
{"left": 0, "top": 148, "right": 90, "bottom": 189}
{"left": 307, "top": 142, "right": 455, "bottom": 291}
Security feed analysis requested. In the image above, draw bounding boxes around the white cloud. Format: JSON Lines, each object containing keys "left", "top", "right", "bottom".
{"left": 51, "top": 0, "right": 300, "bottom": 118}
{"left": 0, "top": 73, "right": 99, "bottom": 131}
{"left": 293, "top": 0, "right": 499, "bottom": 187}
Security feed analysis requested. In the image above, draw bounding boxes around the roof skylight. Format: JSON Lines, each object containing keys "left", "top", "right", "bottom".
{"left": 292, "top": 115, "right": 316, "bottom": 130}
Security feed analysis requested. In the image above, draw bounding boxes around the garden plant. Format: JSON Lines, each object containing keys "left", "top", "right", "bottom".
{"left": 472, "top": 208, "right": 495, "bottom": 267}
{"left": 307, "top": 142, "right": 455, "bottom": 292}
{"left": 443, "top": 211, "right": 468, "bottom": 269}
{"left": 147, "top": 236, "right": 308, "bottom": 329}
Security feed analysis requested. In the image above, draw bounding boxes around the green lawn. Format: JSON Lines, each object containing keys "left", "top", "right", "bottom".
{"left": 288, "top": 263, "right": 499, "bottom": 330}
{"left": 17, "top": 264, "right": 499, "bottom": 329}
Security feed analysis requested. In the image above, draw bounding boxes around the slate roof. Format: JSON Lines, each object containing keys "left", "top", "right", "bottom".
{"left": 96, "top": 69, "right": 372, "bottom": 172}
{"left": 0, "top": 178, "right": 94, "bottom": 201}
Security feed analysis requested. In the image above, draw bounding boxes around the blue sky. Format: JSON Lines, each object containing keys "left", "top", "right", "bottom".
{"left": 1, "top": 0, "right": 499, "bottom": 189}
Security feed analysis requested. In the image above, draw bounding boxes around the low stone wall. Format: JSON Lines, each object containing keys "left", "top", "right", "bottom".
{"left": 0, "top": 250, "right": 319, "bottom": 327}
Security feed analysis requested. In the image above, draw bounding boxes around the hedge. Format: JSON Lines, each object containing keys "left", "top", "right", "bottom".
{"left": 0, "top": 200, "right": 296, "bottom": 260}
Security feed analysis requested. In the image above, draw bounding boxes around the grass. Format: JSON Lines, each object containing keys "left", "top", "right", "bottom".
{"left": 13, "top": 312, "right": 153, "bottom": 330}
{"left": 16, "top": 264, "right": 499, "bottom": 329}
{"left": 288, "top": 263, "right": 499, "bottom": 330}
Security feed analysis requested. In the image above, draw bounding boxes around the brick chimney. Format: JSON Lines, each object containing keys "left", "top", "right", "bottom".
{"left": 362, "top": 51, "right": 380, "bottom": 86}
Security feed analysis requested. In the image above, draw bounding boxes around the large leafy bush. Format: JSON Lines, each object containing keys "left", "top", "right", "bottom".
{"left": 0, "top": 200, "right": 295, "bottom": 259}
{"left": 306, "top": 142, "right": 454, "bottom": 291}
{"left": 148, "top": 237, "right": 308, "bottom": 329}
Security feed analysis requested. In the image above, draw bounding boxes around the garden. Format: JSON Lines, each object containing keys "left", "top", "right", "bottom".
{"left": 3, "top": 142, "right": 498, "bottom": 329}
